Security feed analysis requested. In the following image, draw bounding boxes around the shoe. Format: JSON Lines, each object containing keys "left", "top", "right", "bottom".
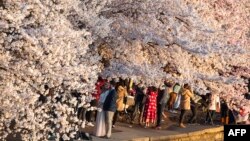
{"left": 179, "top": 123, "right": 186, "bottom": 128}
{"left": 173, "top": 110, "right": 178, "bottom": 114}
{"left": 87, "top": 122, "right": 94, "bottom": 127}
{"left": 81, "top": 122, "right": 86, "bottom": 128}
{"left": 112, "top": 125, "right": 115, "bottom": 128}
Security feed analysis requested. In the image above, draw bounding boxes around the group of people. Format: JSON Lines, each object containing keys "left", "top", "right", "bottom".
{"left": 77, "top": 77, "right": 249, "bottom": 139}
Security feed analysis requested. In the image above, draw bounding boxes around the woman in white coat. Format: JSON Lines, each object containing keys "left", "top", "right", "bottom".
{"left": 94, "top": 83, "right": 110, "bottom": 137}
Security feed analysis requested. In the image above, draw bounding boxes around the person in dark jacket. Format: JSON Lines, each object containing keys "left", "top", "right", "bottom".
{"left": 220, "top": 98, "right": 229, "bottom": 124}
{"left": 103, "top": 80, "right": 117, "bottom": 138}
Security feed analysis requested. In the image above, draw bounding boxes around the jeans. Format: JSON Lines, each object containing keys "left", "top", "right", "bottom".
{"left": 179, "top": 109, "right": 188, "bottom": 124}
{"left": 206, "top": 110, "right": 215, "bottom": 123}
{"left": 156, "top": 103, "right": 166, "bottom": 127}
{"left": 188, "top": 104, "right": 198, "bottom": 123}
{"left": 112, "top": 111, "right": 119, "bottom": 125}
{"left": 132, "top": 101, "right": 144, "bottom": 122}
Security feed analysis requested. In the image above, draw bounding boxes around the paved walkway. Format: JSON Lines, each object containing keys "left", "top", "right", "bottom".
{"left": 87, "top": 122, "right": 222, "bottom": 141}
{"left": 83, "top": 110, "right": 223, "bottom": 141}
{"left": 6, "top": 111, "right": 223, "bottom": 141}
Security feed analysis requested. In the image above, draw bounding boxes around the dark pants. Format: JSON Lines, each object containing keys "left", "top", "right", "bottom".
{"left": 221, "top": 104, "right": 229, "bottom": 118}
{"left": 188, "top": 104, "right": 198, "bottom": 123}
{"left": 85, "top": 99, "right": 98, "bottom": 122}
{"left": 229, "top": 110, "right": 236, "bottom": 124}
{"left": 77, "top": 107, "right": 87, "bottom": 121}
{"left": 156, "top": 103, "right": 166, "bottom": 127}
{"left": 206, "top": 110, "right": 215, "bottom": 123}
{"left": 132, "top": 101, "right": 144, "bottom": 122}
{"left": 139, "top": 103, "right": 145, "bottom": 124}
{"left": 85, "top": 110, "right": 93, "bottom": 122}
{"left": 112, "top": 111, "right": 119, "bottom": 125}
{"left": 179, "top": 109, "right": 188, "bottom": 124}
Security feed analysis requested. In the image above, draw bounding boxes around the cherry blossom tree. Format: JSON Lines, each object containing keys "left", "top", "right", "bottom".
{"left": 97, "top": 0, "right": 249, "bottom": 105}
{"left": 0, "top": 0, "right": 104, "bottom": 140}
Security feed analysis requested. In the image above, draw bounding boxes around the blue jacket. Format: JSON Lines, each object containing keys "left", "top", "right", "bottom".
{"left": 103, "top": 88, "right": 117, "bottom": 112}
